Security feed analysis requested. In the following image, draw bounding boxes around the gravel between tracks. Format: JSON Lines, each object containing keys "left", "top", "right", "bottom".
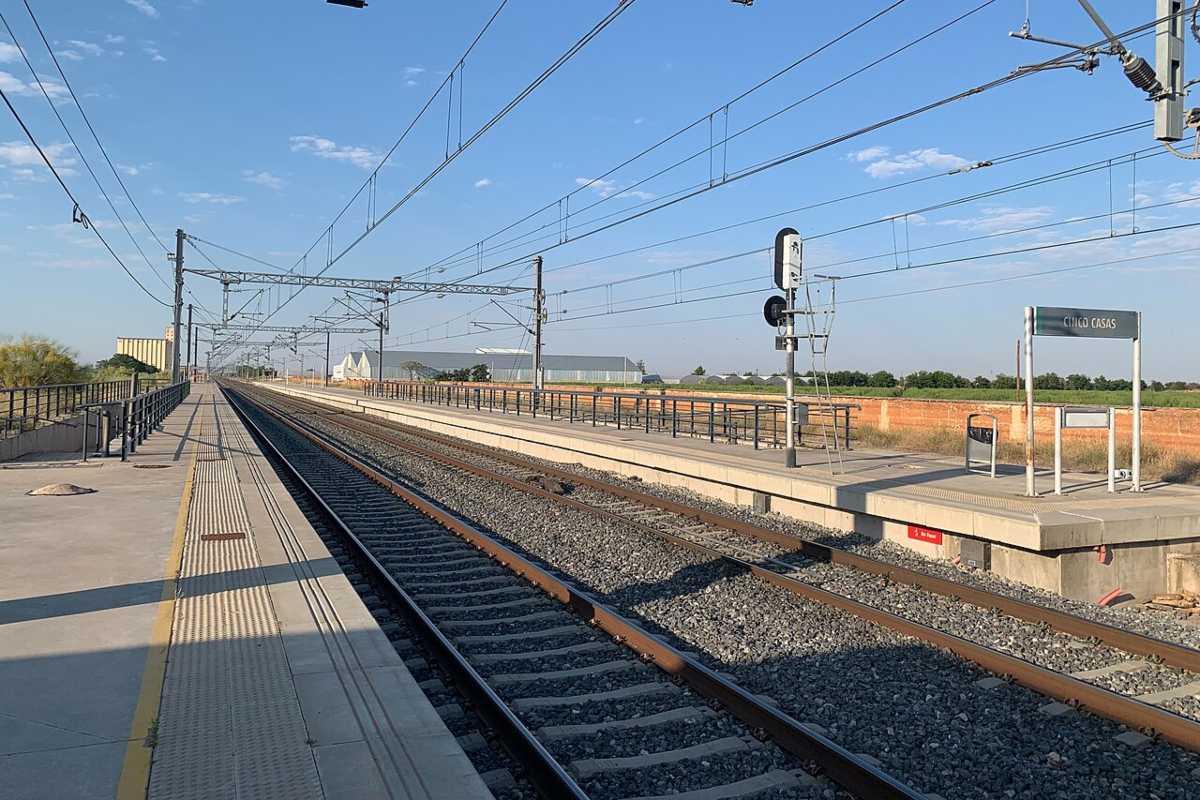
{"left": 238, "top": 392, "right": 833, "bottom": 800}
{"left": 250, "top": 391, "right": 1200, "bottom": 800}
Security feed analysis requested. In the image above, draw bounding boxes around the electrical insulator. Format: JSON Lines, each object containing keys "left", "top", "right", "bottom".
{"left": 1121, "top": 55, "right": 1161, "bottom": 94}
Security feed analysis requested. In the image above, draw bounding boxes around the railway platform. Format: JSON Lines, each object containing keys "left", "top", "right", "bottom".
{"left": 259, "top": 381, "right": 1200, "bottom": 604}
{"left": 0, "top": 382, "right": 492, "bottom": 800}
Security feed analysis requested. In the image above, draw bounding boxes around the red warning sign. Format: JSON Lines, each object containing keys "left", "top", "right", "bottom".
{"left": 907, "top": 524, "right": 943, "bottom": 545}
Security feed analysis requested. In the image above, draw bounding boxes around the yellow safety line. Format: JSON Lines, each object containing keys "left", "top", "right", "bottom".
{"left": 115, "top": 415, "right": 201, "bottom": 800}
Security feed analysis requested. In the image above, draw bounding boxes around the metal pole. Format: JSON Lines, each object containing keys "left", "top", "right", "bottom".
{"left": 1132, "top": 312, "right": 1142, "bottom": 491}
{"left": 533, "top": 255, "right": 544, "bottom": 409}
{"left": 1054, "top": 406, "right": 1063, "bottom": 495}
{"left": 1108, "top": 407, "right": 1116, "bottom": 493}
{"left": 1015, "top": 338, "right": 1022, "bottom": 401}
{"left": 1024, "top": 306, "right": 1036, "bottom": 496}
{"left": 185, "top": 303, "right": 193, "bottom": 381}
{"left": 325, "top": 331, "right": 330, "bottom": 388}
{"left": 171, "top": 228, "right": 184, "bottom": 383}
{"left": 784, "top": 285, "right": 796, "bottom": 468}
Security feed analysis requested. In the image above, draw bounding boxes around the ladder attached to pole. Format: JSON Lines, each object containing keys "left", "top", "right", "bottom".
{"left": 800, "top": 276, "right": 844, "bottom": 474}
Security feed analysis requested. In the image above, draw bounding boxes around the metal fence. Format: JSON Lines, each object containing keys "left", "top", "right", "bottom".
{"left": 364, "top": 381, "right": 857, "bottom": 451}
{"left": 1, "top": 380, "right": 131, "bottom": 438}
{"left": 80, "top": 380, "right": 191, "bottom": 461}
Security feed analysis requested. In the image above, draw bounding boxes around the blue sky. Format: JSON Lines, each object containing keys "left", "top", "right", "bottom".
{"left": 1, "top": 0, "right": 1197, "bottom": 380}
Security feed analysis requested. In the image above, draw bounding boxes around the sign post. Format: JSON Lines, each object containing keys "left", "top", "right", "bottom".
{"left": 1024, "top": 306, "right": 1035, "bottom": 496}
{"left": 1026, "top": 306, "right": 1143, "bottom": 496}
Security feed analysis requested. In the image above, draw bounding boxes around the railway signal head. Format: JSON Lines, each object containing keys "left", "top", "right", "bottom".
{"left": 773, "top": 228, "right": 801, "bottom": 290}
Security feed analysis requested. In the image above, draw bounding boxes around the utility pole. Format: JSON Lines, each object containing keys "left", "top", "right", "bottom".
{"left": 325, "top": 330, "right": 331, "bottom": 388}
{"left": 185, "top": 303, "right": 193, "bottom": 380}
{"left": 533, "top": 256, "right": 544, "bottom": 402}
{"left": 1154, "top": 0, "right": 1185, "bottom": 142}
{"left": 171, "top": 228, "right": 184, "bottom": 383}
{"left": 376, "top": 289, "right": 390, "bottom": 388}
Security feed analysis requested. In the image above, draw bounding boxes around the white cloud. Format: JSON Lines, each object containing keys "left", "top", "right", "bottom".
{"left": 0, "top": 42, "right": 20, "bottom": 64}
{"left": 575, "top": 177, "right": 656, "bottom": 202}
{"left": 242, "top": 169, "right": 285, "bottom": 190}
{"left": 126, "top": 0, "right": 159, "bottom": 18}
{"left": 57, "top": 50, "right": 84, "bottom": 62}
{"left": 473, "top": 178, "right": 492, "bottom": 189}
{"left": 105, "top": 34, "right": 127, "bottom": 45}
{"left": 936, "top": 205, "right": 1055, "bottom": 233}
{"left": 858, "top": 147, "right": 970, "bottom": 178}
{"left": 68, "top": 40, "right": 105, "bottom": 57}
{"left": 289, "top": 135, "right": 380, "bottom": 170}
{"left": 403, "top": 66, "right": 424, "bottom": 77}
{"left": 0, "top": 70, "right": 69, "bottom": 99}
{"left": 633, "top": 117, "right": 645, "bottom": 125}
{"left": 142, "top": 43, "right": 166, "bottom": 62}
{"left": 179, "top": 191, "right": 245, "bottom": 205}
{"left": 405, "top": 79, "right": 418, "bottom": 87}
{"left": 847, "top": 145, "right": 890, "bottom": 163}
{"left": 0, "top": 140, "right": 76, "bottom": 177}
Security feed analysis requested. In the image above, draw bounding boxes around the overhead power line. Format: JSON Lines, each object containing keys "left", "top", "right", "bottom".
{"left": 0, "top": 86, "right": 170, "bottom": 307}
{"left": 212, "top": 0, "right": 639, "bottom": 358}
{"left": 0, "top": 10, "right": 173, "bottom": 293}
{"left": 18, "top": 1, "right": 171, "bottom": 255}
{"left": 418, "top": 0, "right": 949, "bottom": 278}
{"left": 398, "top": 5, "right": 1190, "bottom": 308}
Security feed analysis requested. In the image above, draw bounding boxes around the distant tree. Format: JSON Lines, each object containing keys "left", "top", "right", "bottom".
{"left": 0, "top": 336, "right": 81, "bottom": 388}
{"left": 992, "top": 374, "right": 1017, "bottom": 389}
{"left": 971, "top": 375, "right": 992, "bottom": 388}
{"left": 867, "top": 370, "right": 896, "bottom": 388}
{"left": 399, "top": 360, "right": 427, "bottom": 380}
{"left": 636, "top": 359, "right": 646, "bottom": 374}
{"left": 691, "top": 365, "right": 706, "bottom": 375}
{"left": 95, "top": 353, "right": 159, "bottom": 375}
{"left": 1033, "top": 372, "right": 1064, "bottom": 390}
{"left": 1094, "top": 375, "right": 1132, "bottom": 391}
{"left": 1150, "top": 380, "right": 1166, "bottom": 392}
{"left": 905, "top": 370, "right": 968, "bottom": 389}
{"left": 1064, "top": 373, "right": 1092, "bottom": 391}
{"left": 469, "top": 363, "right": 491, "bottom": 382}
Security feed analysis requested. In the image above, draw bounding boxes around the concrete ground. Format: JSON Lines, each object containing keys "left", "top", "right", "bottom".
{"left": 0, "top": 384, "right": 491, "bottom": 800}
{"left": 0, "top": 403, "right": 193, "bottom": 799}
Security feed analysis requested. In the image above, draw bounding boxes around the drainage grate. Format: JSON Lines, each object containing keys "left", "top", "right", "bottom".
{"left": 132, "top": 464, "right": 172, "bottom": 470}
{"left": 200, "top": 532, "right": 247, "bottom": 542}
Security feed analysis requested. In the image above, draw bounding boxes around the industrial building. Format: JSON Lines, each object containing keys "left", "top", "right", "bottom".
{"left": 115, "top": 330, "right": 174, "bottom": 374}
{"left": 333, "top": 349, "right": 641, "bottom": 384}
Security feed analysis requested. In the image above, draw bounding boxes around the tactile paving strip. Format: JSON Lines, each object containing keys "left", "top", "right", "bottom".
{"left": 147, "top": 399, "right": 323, "bottom": 800}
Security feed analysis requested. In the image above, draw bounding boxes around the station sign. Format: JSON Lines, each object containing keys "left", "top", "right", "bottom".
{"left": 1033, "top": 307, "right": 1139, "bottom": 340}
{"left": 1062, "top": 407, "right": 1111, "bottom": 429}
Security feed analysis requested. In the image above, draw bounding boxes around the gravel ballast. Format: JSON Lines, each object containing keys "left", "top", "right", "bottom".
{"left": 241, "top": 389, "right": 1200, "bottom": 800}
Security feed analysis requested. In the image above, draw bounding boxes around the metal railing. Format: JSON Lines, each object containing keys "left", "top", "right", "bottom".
{"left": 364, "top": 381, "right": 857, "bottom": 451}
{"left": 117, "top": 381, "right": 191, "bottom": 460}
{"left": 1, "top": 380, "right": 131, "bottom": 438}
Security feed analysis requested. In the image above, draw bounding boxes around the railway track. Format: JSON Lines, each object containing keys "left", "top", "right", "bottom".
{"left": 224, "top": 382, "right": 924, "bottom": 800}
{"left": 232, "top": 382, "right": 1200, "bottom": 799}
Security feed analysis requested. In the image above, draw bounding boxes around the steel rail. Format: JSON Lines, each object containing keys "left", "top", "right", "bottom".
{"left": 329, "top": 392, "right": 1200, "bottom": 674}
{"left": 254, "top": 389, "right": 1200, "bottom": 754}
{"left": 221, "top": 385, "right": 590, "bottom": 800}
{"left": 227, "top": 382, "right": 925, "bottom": 800}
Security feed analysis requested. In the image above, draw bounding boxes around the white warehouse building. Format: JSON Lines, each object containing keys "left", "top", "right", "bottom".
{"left": 333, "top": 349, "right": 641, "bottom": 384}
